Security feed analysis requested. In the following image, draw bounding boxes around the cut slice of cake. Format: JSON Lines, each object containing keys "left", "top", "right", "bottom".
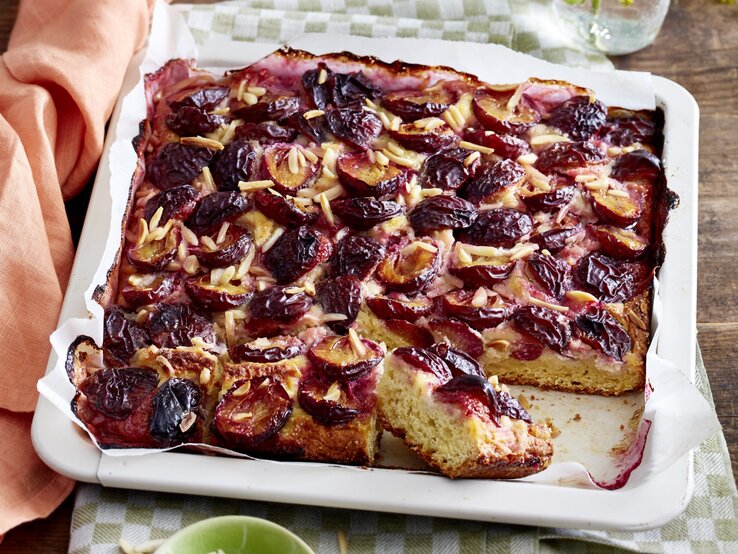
{"left": 378, "top": 345, "right": 553, "bottom": 479}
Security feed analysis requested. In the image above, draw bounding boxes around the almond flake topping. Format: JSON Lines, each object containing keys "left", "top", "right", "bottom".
{"left": 529, "top": 134, "right": 571, "bottom": 147}
{"left": 200, "top": 235, "right": 218, "bottom": 251}
{"left": 238, "top": 179, "right": 275, "bottom": 192}
{"left": 179, "top": 412, "right": 197, "bottom": 432}
{"left": 421, "top": 187, "right": 443, "bottom": 198}
{"left": 321, "top": 313, "right": 349, "bottom": 323}
{"left": 199, "top": 367, "right": 212, "bottom": 386}
{"left": 247, "top": 86, "right": 267, "bottom": 96}
{"left": 608, "top": 189, "right": 630, "bottom": 198}
{"left": 233, "top": 412, "right": 253, "bottom": 422}
{"left": 471, "top": 287, "right": 488, "bottom": 307}
{"left": 317, "top": 68, "right": 328, "bottom": 85}
{"left": 381, "top": 148, "right": 419, "bottom": 169}
{"left": 323, "top": 382, "right": 342, "bottom": 402}
{"left": 319, "top": 192, "right": 335, "bottom": 225}
{"left": 183, "top": 255, "right": 200, "bottom": 275}
{"left": 375, "top": 150, "right": 390, "bottom": 166}
{"left": 528, "top": 296, "right": 569, "bottom": 312}
{"left": 463, "top": 151, "right": 481, "bottom": 166}
{"left": 303, "top": 149, "right": 319, "bottom": 163}
{"left": 201, "top": 166, "right": 216, "bottom": 190}
{"left": 458, "top": 140, "right": 494, "bottom": 155}
{"left": 574, "top": 174, "right": 598, "bottom": 183}
{"left": 348, "top": 328, "right": 367, "bottom": 357}
{"left": 149, "top": 206, "right": 164, "bottom": 232}
{"left": 236, "top": 80, "right": 246, "bottom": 102}
{"left": 565, "top": 290, "right": 599, "bottom": 303}
{"left": 288, "top": 147, "right": 300, "bottom": 175}
{"left": 232, "top": 381, "right": 252, "bottom": 397}
{"left": 136, "top": 218, "right": 149, "bottom": 247}
{"left": 180, "top": 136, "right": 225, "bottom": 151}
{"left": 517, "top": 153, "right": 538, "bottom": 165}
{"left": 181, "top": 224, "right": 199, "bottom": 246}
{"left": 241, "top": 92, "right": 258, "bottom": 106}
{"left": 261, "top": 227, "right": 285, "bottom": 253}
{"left": 626, "top": 307, "right": 648, "bottom": 330}
{"left": 414, "top": 117, "right": 446, "bottom": 131}
{"left": 156, "top": 355, "right": 176, "bottom": 376}
{"left": 216, "top": 222, "right": 230, "bottom": 245}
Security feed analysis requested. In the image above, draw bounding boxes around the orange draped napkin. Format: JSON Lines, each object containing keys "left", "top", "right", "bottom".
{"left": 0, "top": 0, "right": 154, "bottom": 536}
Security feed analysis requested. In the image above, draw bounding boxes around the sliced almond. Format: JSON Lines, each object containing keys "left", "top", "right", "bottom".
{"left": 323, "top": 382, "right": 342, "bottom": 402}
{"left": 232, "top": 381, "right": 252, "bottom": 397}
{"left": 348, "top": 328, "right": 367, "bottom": 357}
{"left": 180, "top": 136, "right": 224, "bottom": 151}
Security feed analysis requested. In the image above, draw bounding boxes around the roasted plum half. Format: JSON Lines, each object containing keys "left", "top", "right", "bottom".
{"left": 103, "top": 307, "right": 151, "bottom": 367}
{"left": 389, "top": 123, "right": 458, "bottom": 153}
{"left": 126, "top": 226, "right": 180, "bottom": 272}
{"left": 229, "top": 336, "right": 304, "bottom": 364}
{"left": 143, "top": 185, "right": 200, "bottom": 222}
{"left": 187, "top": 191, "right": 250, "bottom": 235}
{"left": 336, "top": 152, "right": 409, "bottom": 198}
{"left": 611, "top": 150, "right": 661, "bottom": 183}
{"left": 211, "top": 140, "right": 258, "bottom": 191}
{"left": 331, "top": 197, "right": 404, "bottom": 230}
{"left": 185, "top": 275, "right": 251, "bottom": 312}
{"left": 315, "top": 275, "right": 363, "bottom": 333}
{"left": 530, "top": 226, "right": 581, "bottom": 254}
{"left": 79, "top": 367, "right": 159, "bottom": 420}
{"left": 260, "top": 143, "right": 319, "bottom": 194}
{"left": 230, "top": 94, "right": 302, "bottom": 122}
{"left": 308, "top": 333, "right": 383, "bottom": 380}
{"left": 593, "top": 225, "right": 648, "bottom": 259}
{"left": 574, "top": 305, "right": 632, "bottom": 361}
{"left": 325, "top": 108, "right": 383, "bottom": 149}
{"left": 391, "top": 346, "right": 452, "bottom": 383}
{"left": 166, "top": 106, "right": 226, "bottom": 137}
{"left": 191, "top": 225, "right": 252, "bottom": 269}
{"left": 472, "top": 88, "right": 540, "bottom": 135}
{"left": 449, "top": 256, "right": 516, "bottom": 287}
{"left": 120, "top": 273, "right": 176, "bottom": 309}
{"left": 329, "top": 234, "right": 385, "bottom": 280}
{"left": 409, "top": 195, "right": 477, "bottom": 234}
{"left": 382, "top": 83, "right": 458, "bottom": 121}
{"left": 263, "top": 226, "right": 332, "bottom": 284}
{"left": 595, "top": 115, "right": 656, "bottom": 147}
{"left": 428, "top": 343, "right": 485, "bottom": 379}
{"left": 428, "top": 319, "right": 485, "bottom": 359}
{"left": 253, "top": 190, "right": 318, "bottom": 227}
{"left": 384, "top": 319, "right": 435, "bottom": 348}
{"left": 435, "top": 374, "right": 531, "bottom": 424}
{"left": 146, "top": 302, "right": 216, "bottom": 348}
{"left": 249, "top": 286, "right": 313, "bottom": 324}
{"left": 441, "top": 289, "right": 511, "bottom": 330}
{"left": 575, "top": 252, "right": 652, "bottom": 303}
{"left": 331, "top": 71, "right": 378, "bottom": 108}
{"left": 463, "top": 128, "right": 530, "bottom": 160}
{"left": 146, "top": 142, "right": 214, "bottom": 190}
{"left": 526, "top": 253, "right": 571, "bottom": 299}
{"left": 457, "top": 208, "right": 532, "bottom": 247}
{"left": 365, "top": 295, "right": 433, "bottom": 322}
{"left": 168, "top": 86, "right": 229, "bottom": 111}
{"left": 75, "top": 367, "right": 160, "bottom": 447}
{"left": 298, "top": 374, "right": 364, "bottom": 426}
{"left": 459, "top": 159, "right": 526, "bottom": 205}
{"left": 211, "top": 377, "right": 293, "bottom": 448}
{"left": 534, "top": 141, "right": 606, "bottom": 175}
{"left": 546, "top": 96, "right": 606, "bottom": 141}
{"left": 590, "top": 189, "right": 642, "bottom": 227}
{"left": 512, "top": 305, "right": 571, "bottom": 355}
{"left": 235, "top": 121, "right": 297, "bottom": 144}
{"left": 521, "top": 186, "right": 575, "bottom": 213}
{"left": 420, "top": 147, "right": 479, "bottom": 191}
{"left": 149, "top": 378, "right": 202, "bottom": 446}
{"left": 302, "top": 64, "right": 334, "bottom": 110}
{"left": 376, "top": 240, "right": 440, "bottom": 294}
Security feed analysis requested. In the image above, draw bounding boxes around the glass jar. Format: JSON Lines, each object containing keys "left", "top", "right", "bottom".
{"left": 552, "top": 0, "right": 671, "bottom": 55}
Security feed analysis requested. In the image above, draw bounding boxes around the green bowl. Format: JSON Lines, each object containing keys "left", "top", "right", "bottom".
{"left": 154, "top": 515, "right": 314, "bottom": 554}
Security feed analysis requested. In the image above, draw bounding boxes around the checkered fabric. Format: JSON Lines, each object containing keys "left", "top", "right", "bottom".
{"left": 67, "top": 1, "right": 738, "bottom": 552}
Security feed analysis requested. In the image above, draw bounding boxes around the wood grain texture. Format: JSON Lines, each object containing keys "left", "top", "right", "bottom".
{"left": 1, "top": 0, "right": 736, "bottom": 550}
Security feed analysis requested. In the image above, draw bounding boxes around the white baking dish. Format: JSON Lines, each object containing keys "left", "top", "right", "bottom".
{"left": 31, "top": 32, "right": 700, "bottom": 530}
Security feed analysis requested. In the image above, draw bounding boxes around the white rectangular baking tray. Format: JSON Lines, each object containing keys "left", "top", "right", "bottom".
{"left": 31, "top": 39, "right": 699, "bottom": 530}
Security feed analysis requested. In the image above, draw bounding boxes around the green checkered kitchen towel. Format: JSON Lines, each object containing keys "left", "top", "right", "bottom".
{"left": 67, "top": 1, "right": 738, "bottom": 552}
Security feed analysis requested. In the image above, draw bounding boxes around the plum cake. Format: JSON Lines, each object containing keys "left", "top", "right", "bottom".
{"left": 67, "top": 47, "right": 674, "bottom": 479}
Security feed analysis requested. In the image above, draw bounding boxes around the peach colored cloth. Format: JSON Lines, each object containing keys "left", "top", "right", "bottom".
{"left": 0, "top": 0, "right": 154, "bottom": 536}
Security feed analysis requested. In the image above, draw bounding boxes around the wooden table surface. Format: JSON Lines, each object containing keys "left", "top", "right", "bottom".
{"left": 1, "top": 0, "right": 736, "bottom": 551}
